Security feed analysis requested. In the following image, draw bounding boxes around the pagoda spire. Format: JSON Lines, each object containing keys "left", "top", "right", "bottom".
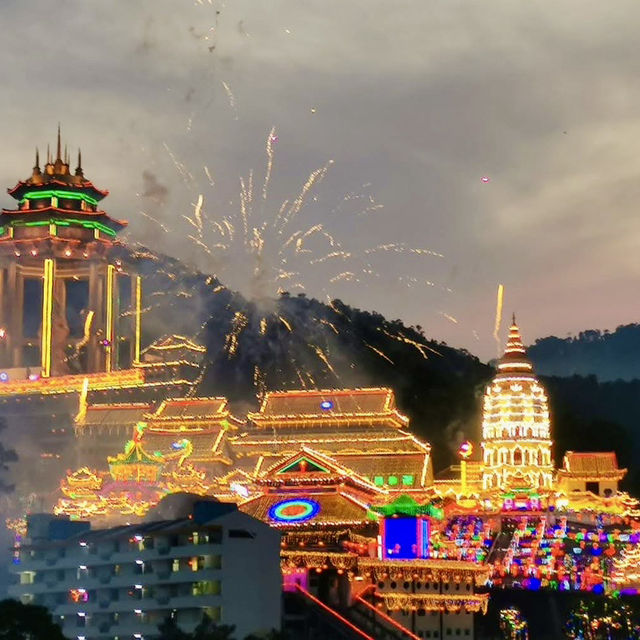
{"left": 31, "top": 148, "right": 41, "bottom": 179}
{"left": 497, "top": 313, "right": 533, "bottom": 376}
{"left": 56, "top": 123, "right": 62, "bottom": 161}
{"left": 75, "top": 149, "right": 83, "bottom": 177}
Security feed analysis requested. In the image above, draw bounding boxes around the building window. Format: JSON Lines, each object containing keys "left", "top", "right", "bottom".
{"left": 388, "top": 476, "right": 399, "bottom": 486}
{"left": 172, "top": 559, "right": 180, "bottom": 573}
{"left": 192, "top": 581, "right": 220, "bottom": 596}
{"left": 374, "top": 476, "right": 384, "bottom": 486}
{"left": 402, "top": 475, "right": 414, "bottom": 486}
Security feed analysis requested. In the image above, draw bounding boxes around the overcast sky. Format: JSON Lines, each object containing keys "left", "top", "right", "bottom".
{"left": 1, "top": 0, "right": 639, "bottom": 360}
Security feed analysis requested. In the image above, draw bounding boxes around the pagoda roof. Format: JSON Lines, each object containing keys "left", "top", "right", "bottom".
{"left": 139, "top": 335, "right": 206, "bottom": 367}
{"left": 249, "top": 387, "right": 409, "bottom": 428}
{"left": 258, "top": 446, "right": 385, "bottom": 494}
{"left": 107, "top": 440, "right": 164, "bottom": 467}
{"left": 78, "top": 403, "right": 152, "bottom": 427}
{"left": 560, "top": 451, "right": 627, "bottom": 479}
{"left": 8, "top": 129, "right": 108, "bottom": 201}
{"left": 150, "top": 397, "right": 230, "bottom": 420}
{"left": 0, "top": 207, "right": 127, "bottom": 233}
{"left": 495, "top": 316, "right": 536, "bottom": 379}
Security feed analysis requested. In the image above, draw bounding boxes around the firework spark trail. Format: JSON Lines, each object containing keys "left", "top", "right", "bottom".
{"left": 188, "top": 236, "right": 213, "bottom": 255}
{"left": 163, "top": 142, "right": 195, "bottom": 186}
{"left": 318, "top": 318, "right": 339, "bottom": 335}
{"left": 493, "top": 284, "right": 504, "bottom": 358}
{"left": 259, "top": 317, "right": 267, "bottom": 335}
{"left": 278, "top": 316, "right": 292, "bottom": 332}
{"left": 441, "top": 312, "right": 459, "bottom": 324}
{"left": 310, "top": 344, "right": 339, "bottom": 378}
{"left": 276, "top": 161, "right": 334, "bottom": 230}
{"left": 330, "top": 272, "right": 357, "bottom": 283}
{"left": 309, "top": 251, "right": 351, "bottom": 265}
{"left": 222, "top": 81, "right": 239, "bottom": 120}
{"left": 193, "top": 194, "right": 204, "bottom": 240}
{"left": 262, "top": 127, "right": 276, "bottom": 201}
{"left": 139, "top": 211, "right": 169, "bottom": 233}
{"left": 380, "top": 327, "right": 443, "bottom": 359}
{"left": 225, "top": 311, "right": 248, "bottom": 357}
{"left": 364, "top": 243, "right": 444, "bottom": 259}
{"left": 363, "top": 340, "right": 395, "bottom": 365}
{"left": 204, "top": 166, "right": 215, "bottom": 186}
{"left": 239, "top": 171, "right": 254, "bottom": 245}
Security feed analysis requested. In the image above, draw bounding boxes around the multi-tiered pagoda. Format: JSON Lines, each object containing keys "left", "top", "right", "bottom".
{"left": 0, "top": 127, "right": 135, "bottom": 377}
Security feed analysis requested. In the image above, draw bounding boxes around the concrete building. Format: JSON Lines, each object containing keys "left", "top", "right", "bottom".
{"left": 9, "top": 498, "right": 281, "bottom": 639}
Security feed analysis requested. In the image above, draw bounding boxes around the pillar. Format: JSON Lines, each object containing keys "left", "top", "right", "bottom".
{"left": 40, "top": 258, "right": 55, "bottom": 378}
{"left": 130, "top": 274, "right": 142, "bottom": 364}
{"left": 87, "top": 261, "right": 105, "bottom": 372}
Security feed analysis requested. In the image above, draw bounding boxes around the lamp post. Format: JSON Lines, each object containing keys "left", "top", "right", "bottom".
{"left": 458, "top": 440, "right": 473, "bottom": 494}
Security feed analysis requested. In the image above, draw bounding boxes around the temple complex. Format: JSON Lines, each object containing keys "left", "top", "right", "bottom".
{"left": 4, "top": 136, "right": 640, "bottom": 639}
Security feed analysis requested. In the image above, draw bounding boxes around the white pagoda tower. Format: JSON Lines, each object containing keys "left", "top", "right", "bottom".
{"left": 481, "top": 316, "right": 553, "bottom": 491}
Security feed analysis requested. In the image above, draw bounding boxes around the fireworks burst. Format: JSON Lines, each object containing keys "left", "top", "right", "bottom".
{"left": 137, "top": 128, "right": 454, "bottom": 394}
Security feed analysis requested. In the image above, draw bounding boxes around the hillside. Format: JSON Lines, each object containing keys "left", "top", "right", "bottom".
{"left": 529, "top": 325, "right": 640, "bottom": 381}
{"left": 125, "top": 246, "right": 640, "bottom": 485}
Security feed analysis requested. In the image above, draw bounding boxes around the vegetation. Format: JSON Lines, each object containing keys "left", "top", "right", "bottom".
{"left": 529, "top": 324, "right": 640, "bottom": 382}
{"left": 0, "top": 599, "right": 66, "bottom": 640}
{"left": 157, "top": 614, "right": 284, "bottom": 640}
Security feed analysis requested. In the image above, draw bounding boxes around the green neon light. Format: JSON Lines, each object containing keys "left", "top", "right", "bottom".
{"left": 279, "top": 456, "right": 331, "bottom": 474}
{"left": 19, "top": 190, "right": 99, "bottom": 207}
{"left": 14, "top": 218, "right": 116, "bottom": 238}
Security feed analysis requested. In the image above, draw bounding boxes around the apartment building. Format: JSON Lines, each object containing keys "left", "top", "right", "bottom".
{"left": 9, "top": 499, "right": 281, "bottom": 639}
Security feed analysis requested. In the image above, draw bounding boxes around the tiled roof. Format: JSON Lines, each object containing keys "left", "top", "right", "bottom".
{"left": 230, "top": 427, "right": 426, "bottom": 455}
{"left": 152, "top": 397, "right": 228, "bottom": 419}
{"left": 80, "top": 403, "right": 152, "bottom": 426}
{"left": 563, "top": 451, "right": 621, "bottom": 474}
{"left": 253, "top": 388, "right": 404, "bottom": 420}
{"left": 336, "top": 453, "right": 428, "bottom": 480}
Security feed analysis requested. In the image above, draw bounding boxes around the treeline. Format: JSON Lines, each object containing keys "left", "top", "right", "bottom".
{"left": 529, "top": 324, "right": 640, "bottom": 381}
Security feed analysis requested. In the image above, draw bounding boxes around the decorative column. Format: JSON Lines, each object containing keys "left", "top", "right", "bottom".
{"left": 130, "top": 274, "right": 142, "bottom": 364}
{"left": 40, "top": 258, "right": 55, "bottom": 377}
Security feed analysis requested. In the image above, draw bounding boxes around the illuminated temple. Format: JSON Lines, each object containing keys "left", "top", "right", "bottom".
{"left": 4, "top": 137, "right": 640, "bottom": 639}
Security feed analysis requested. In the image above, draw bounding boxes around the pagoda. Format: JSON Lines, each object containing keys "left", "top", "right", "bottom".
{"left": 480, "top": 316, "right": 553, "bottom": 491}
{"left": 0, "top": 127, "right": 138, "bottom": 377}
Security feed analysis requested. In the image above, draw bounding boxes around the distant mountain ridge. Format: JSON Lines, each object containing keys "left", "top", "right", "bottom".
{"left": 528, "top": 324, "right": 640, "bottom": 381}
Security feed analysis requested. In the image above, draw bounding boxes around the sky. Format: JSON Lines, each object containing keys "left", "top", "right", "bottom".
{"left": 1, "top": 0, "right": 639, "bottom": 361}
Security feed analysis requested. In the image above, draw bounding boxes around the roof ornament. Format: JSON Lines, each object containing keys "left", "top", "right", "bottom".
{"left": 75, "top": 149, "right": 83, "bottom": 177}
{"left": 56, "top": 123, "right": 62, "bottom": 161}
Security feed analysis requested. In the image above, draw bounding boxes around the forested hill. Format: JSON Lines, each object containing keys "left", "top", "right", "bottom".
{"left": 125, "top": 246, "right": 640, "bottom": 485}
{"left": 125, "top": 245, "right": 492, "bottom": 471}
{"left": 528, "top": 324, "right": 640, "bottom": 381}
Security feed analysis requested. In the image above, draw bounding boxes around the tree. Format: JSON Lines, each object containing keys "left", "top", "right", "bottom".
{"left": 0, "top": 417, "right": 17, "bottom": 492}
{"left": 244, "top": 631, "right": 286, "bottom": 640}
{"left": 192, "top": 613, "right": 236, "bottom": 640}
{"left": 158, "top": 615, "right": 192, "bottom": 640}
{"left": 0, "top": 599, "right": 66, "bottom": 640}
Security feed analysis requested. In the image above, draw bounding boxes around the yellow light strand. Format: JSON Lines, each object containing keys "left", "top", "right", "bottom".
{"left": 105, "top": 265, "right": 115, "bottom": 372}
{"left": 134, "top": 276, "right": 142, "bottom": 364}
{"left": 40, "top": 258, "right": 54, "bottom": 377}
